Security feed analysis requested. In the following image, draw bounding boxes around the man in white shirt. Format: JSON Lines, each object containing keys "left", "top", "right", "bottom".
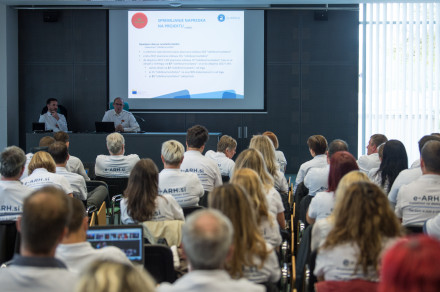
{"left": 95, "top": 132, "right": 140, "bottom": 178}
{"left": 157, "top": 209, "right": 265, "bottom": 292}
{"left": 102, "top": 97, "right": 140, "bottom": 132}
{"left": 159, "top": 140, "right": 204, "bottom": 207}
{"left": 396, "top": 140, "right": 440, "bottom": 226}
{"left": 56, "top": 197, "right": 131, "bottom": 273}
{"left": 357, "top": 133, "right": 388, "bottom": 173}
{"left": 38, "top": 98, "right": 68, "bottom": 132}
{"left": 205, "top": 135, "right": 237, "bottom": 179}
{"left": 0, "top": 146, "right": 34, "bottom": 221}
{"left": 180, "top": 125, "right": 222, "bottom": 192}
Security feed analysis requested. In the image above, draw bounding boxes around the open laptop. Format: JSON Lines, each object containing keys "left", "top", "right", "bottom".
{"left": 87, "top": 225, "right": 144, "bottom": 264}
{"left": 95, "top": 121, "right": 115, "bottom": 133}
{"left": 32, "top": 122, "right": 46, "bottom": 132}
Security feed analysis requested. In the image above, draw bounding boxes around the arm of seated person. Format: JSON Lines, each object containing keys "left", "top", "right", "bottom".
{"left": 306, "top": 207, "right": 316, "bottom": 225}
{"left": 277, "top": 212, "right": 286, "bottom": 229}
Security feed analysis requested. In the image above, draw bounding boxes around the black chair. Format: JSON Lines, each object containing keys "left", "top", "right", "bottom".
{"left": 298, "top": 195, "right": 313, "bottom": 229}
{"left": 295, "top": 224, "right": 313, "bottom": 292}
{"left": 405, "top": 225, "right": 424, "bottom": 234}
{"left": 41, "top": 104, "right": 68, "bottom": 118}
{"left": 82, "top": 162, "right": 96, "bottom": 179}
{"left": 198, "top": 191, "right": 210, "bottom": 208}
{"left": 221, "top": 175, "right": 230, "bottom": 183}
{"left": 94, "top": 176, "right": 128, "bottom": 200}
{"left": 144, "top": 244, "right": 177, "bottom": 284}
{"left": 182, "top": 205, "right": 203, "bottom": 218}
{"left": 0, "top": 221, "right": 20, "bottom": 265}
{"left": 110, "top": 194, "right": 124, "bottom": 225}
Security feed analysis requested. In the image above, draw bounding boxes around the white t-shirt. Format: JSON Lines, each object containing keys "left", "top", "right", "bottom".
{"left": 426, "top": 213, "right": 440, "bottom": 240}
{"left": 66, "top": 155, "right": 90, "bottom": 181}
{"left": 266, "top": 187, "right": 285, "bottom": 218}
{"left": 95, "top": 154, "right": 140, "bottom": 178}
{"left": 19, "top": 153, "right": 34, "bottom": 180}
{"left": 395, "top": 174, "right": 440, "bottom": 226}
{"left": 0, "top": 180, "right": 34, "bottom": 221}
{"left": 274, "top": 171, "right": 288, "bottom": 194}
{"left": 259, "top": 216, "right": 282, "bottom": 247}
{"left": 102, "top": 109, "right": 140, "bottom": 132}
{"left": 368, "top": 168, "right": 390, "bottom": 193}
{"left": 311, "top": 218, "right": 334, "bottom": 252}
{"left": 411, "top": 158, "right": 421, "bottom": 169}
{"left": 357, "top": 153, "right": 380, "bottom": 174}
{"left": 38, "top": 112, "right": 68, "bottom": 132}
{"left": 120, "top": 194, "right": 184, "bottom": 224}
{"left": 243, "top": 243, "right": 281, "bottom": 283}
{"left": 308, "top": 191, "right": 335, "bottom": 221}
{"left": 275, "top": 150, "right": 287, "bottom": 173}
{"left": 204, "top": 150, "right": 235, "bottom": 177}
{"left": 304, "top": 165, "right": 329, "bottom": 197}
{"left": 158, "top": 168, "right": 204, "bottom": 207}
{"left": 388, "top": 167, "right": 422, "bottom": 204}
{"left": 294, "top": 154, "right": 328, "bottom": 191}
{"left": 56, "top": 167, "right": 87, "bottom": 200}
{"left": 180, "top": 150, "right": 222, "bottom": 192}
{"left": 21, "top": 168, "right": 73, "bottom": 195}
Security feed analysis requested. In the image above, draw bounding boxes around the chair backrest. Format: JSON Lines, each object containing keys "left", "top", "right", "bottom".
{"left": 109, "top": 102, "right": 129, "bottom": 111}
{"left": 198, "top": 190, "right": 210, "bottom": 208}
{"left": 94, "top": 176, "right": 128, "bottom": 199}
{"left": 405, "top": 225, "right": 424, "bottom": 234}
{"left": 96, "top": 201, "right": 106, "bottom": 226}
{"left": 89, "top": 212, "right": 96, "bottom": 227}
{"left": 182, "top": 205, "right": 203, "bottom": 218}
{"left": 296, "top": 224, "right": 313, "bottom": 292}
{"left": 221, "top": 175, "right": 230, "bottom": 183}
{"left": 143, "top": 244, "right": 176, "bottom": 284}
{"left": 0, "top": 221, "right": 20, "bottom": 265}
{"left": 85, "top": 180, "right": 108, "bottom": 193}
{"left": 315, "top": 279, "right": 379, "bottom": 292}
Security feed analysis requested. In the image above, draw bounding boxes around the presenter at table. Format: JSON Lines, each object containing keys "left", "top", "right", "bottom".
{"left": 102, "top": 97, "right": 140, "bottom": 132}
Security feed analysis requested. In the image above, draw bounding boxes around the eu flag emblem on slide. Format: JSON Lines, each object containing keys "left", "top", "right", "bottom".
{"left": 218, "top": 14, "right": 225, "bottom": 22}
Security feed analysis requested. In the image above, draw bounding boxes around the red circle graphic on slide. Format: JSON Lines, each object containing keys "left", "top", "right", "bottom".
{"left": 132, "top": 13, "right": 148, "bottom": 29}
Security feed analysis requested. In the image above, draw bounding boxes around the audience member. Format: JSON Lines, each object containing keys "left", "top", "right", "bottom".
{"left": 425, "top": 212, "right": 440, "bottom": 239}
{"left": 357, "top": 133, "right": 388, "bottom": 173}
{"left": 263, "top": 131, "right": 287, "bottom": 173}
{"left": 38, "top": 98, "right": 68, "bottom": 132}
{"left": 0, "top": 187, "right": 77, "bottom": 291}
{"left": 120, "top": 159, "right": 184, "bottom": 224}
{"left": 315, "top": 182, "right": 401, "bottom": 282}
{"left": 410, "top": 132, "right": 440, "bottom": 169}
{"left": 102, "top": 97, "right": 140, "bottom": 132}
{"left": 0, "top": 146, "right": 34, "bottom": 221}
{"left": 205, "top": 135, "right": 237, "bottom": 178}
{"left": 180, "top": 125, "right": 222, "bottom": 192}
{"left": 158, "top": 209, "right": 264, "bottom": 292}
{"left": 21, "top": 151, "right": 73, "bottom": 197}
{"left": 20, "top": 135, "right": 56, "bottom": 180}
{"left": 95, "top": 132, "right": 140, "bottom": 177}
{"left": 395, "top": 140, "right": 440, "bottom": 226}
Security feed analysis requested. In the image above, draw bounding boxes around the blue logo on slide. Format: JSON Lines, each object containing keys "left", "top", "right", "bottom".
{"left": 218, "top": 14, "right": 225, "bottom": 22}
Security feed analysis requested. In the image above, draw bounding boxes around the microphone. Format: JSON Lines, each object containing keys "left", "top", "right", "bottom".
{"left": 133, "top": 114, "right": 145, "bottom": 122}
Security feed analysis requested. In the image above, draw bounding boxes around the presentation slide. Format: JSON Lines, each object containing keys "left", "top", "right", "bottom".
{"left": 128, "top": 11, "right": 244, "bottom": 100}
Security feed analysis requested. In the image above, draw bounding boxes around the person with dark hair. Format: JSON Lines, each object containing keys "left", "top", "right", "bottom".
{"left": 120, "top": 159, "right": 184, "bottom": 224}
{"left": 304, "top": 139, "right": 349, "bottom": 197}
{"left": 306, "top": 151, "right": 359, "bottom": 224}
{"left": 0, "top": 186, "right": 77, "bottom": 291}
{"left": 56, "top": 197, "right": 131, "bottom": 273}
{"left": 410, "top": 132, "right": 440, "bottom": 169}
{"left": 396, "top": 140, "right": 440, "bottom": 226}
{"left": 102, "top": 97, "right": 140, "bottom": 132}
{"left": 205, "top": 135, "right": 237, "bottom": 178}
{"left": 379, "top": 235, "right": 440, "bottom": 292}
{"left": 357, "top": 133, "right": 388, "bottom": 173}
{"left": 0, "top": 146, "right": 34, "bottom": 221}
{"left": 38, "top": 98, "right": 68, "bottom": 132}
{"left": 262, "top": 131, "right": 287, "bottom": 173}
{"left": 180, "top": 125, "right": 222, "bottom": 192}
{"left": 294, "top": 135, "right": 328, "bottom": 191}
{"left": 368, "top": 140, "right": 408, "bottom": 193}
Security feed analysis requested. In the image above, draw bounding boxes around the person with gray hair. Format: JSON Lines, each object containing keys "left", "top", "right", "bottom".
{"left": 102, "top": 97, "right": 140, "bottom": 132}
{"left": 95, "top": 132, "right": 140, "bottom": 177}
{"left": 158, "top": 140, "right": 204, "bottom": 207}
{"left": 157, "top": 209, "right": 265, "bottom": 292}
{"left": 205, "top": 135, "right": 237, "bottom": 179}
{"left": 0, "top": 146, "right": 34, "bottom": 221}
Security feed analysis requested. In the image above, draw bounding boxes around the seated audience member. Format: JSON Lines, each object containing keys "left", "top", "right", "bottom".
{"left": 0, "top": 146, "right": 34, "bottom": 221}
{"left": 249, "top": 135, "right": 288, "bottom": 194}
{"left": 294, "top": 135, "right": 328, "bottom": 191}
{"left": 425, "top": 213, "right": 440, "bottom": 239}
{"left": 76, "top": 260, "right": 155, "bottom": 292}
{"left": 95, "top": 132, "right": 140, "bottom": 178}
{"left": 307, "top": 151, "right": 359, "bottom": 224}
{"left": 311, "top": 171, "right": 370, "bottom": 252}
{"left": 368, "top": 140, "right": 408, "bottom": 194}
{"left": 49, "top": 142, "right": 108, "bottom": 208}
{"left": 0, "top": 187, "right": 77, "bottom": 291}
{"left": 38, "top": 98, "right": 68, "bottom": 133}
{"left": 357, "top": 133, "right": 388, "bottom": 173}
{"left": 159, "top": 140, "right": 204, "bottom": 207}
{"left": 120, "top": 159, "right": 184, "bottom": 224}
{"left": 205, "top": 135, "right": 237, "bottom": 179}
{"left": 410, "top": 133, "right": 440, "bottom": 169}
{"left": 379, "top": 235, "right": 440, "bottom": 292}
{"left": 234, "top": 148, "right": 285, "bottom": 229}
{"left": 20, "top": 135, "right": 56, "bottom": 180}
{"left": 21, "top": 151, "right": 73, "bottom": 197}
{"left": 315, "top": 182, "right": 401, "bottom": 282}
{"left": 396, "top": 140, "right": 440, "bottom": 227}
{"left": 158, "top": 209, "right": 264, "bottom": 292}
{"left": 209, "top": 184, "right": 281, "bottom": 284}
{"left": 304, "top": 139, "right": 349, "bottom": 197}
{"left": 180, "top": 125, "right": 222, "bottom": 192}
{"left": 56, "top": 198, "right": 131, "bottom": 273}
{"left": 53, "top": 131, "right": 89, "bottom": 181}
{"left": 263, "top": 131, "right": 287, "bottom": 173}
{"left": 388, "top": 134, "right": 440, "bottom": 209}
{"left": 102, "top": 97, "right": 140, "bottom": 132}
{"left": 231, "top": 168, "right": 282, "bottom": 247}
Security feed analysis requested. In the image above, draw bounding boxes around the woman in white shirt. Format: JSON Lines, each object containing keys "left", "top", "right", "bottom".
{"left": 120, "top": 159, "right": 184, "bottom": 224}
{"left": 263, "top": 131, "right": 287, "bottom": 173}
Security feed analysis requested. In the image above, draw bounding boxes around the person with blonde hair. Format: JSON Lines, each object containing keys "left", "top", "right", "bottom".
{"left": 249, "top": 135, "right": 288, "bottom": 194}
{"left": 315, "top": 182, "right": 401, "bottom": 281}
{"left": 209, "top": 184, "right": 281, "bottom": 284}
{"left": 230, "top": 168, "right": 282, "bottom": 247}
{"left": 311, "top": 170, "right": 370, "bottom": 251}
{"left": 21, "top": 151, "right": 73, "bottom": 197}
{"left": 76, "top": 260, "right": 156, "bottom": 292}
{"left": 120, "top": 159, "right": 184, "bottom": 224}
{"left": 263, "top": 131, "right": 287, "bottom": 173}
{"left": 233, "top": 149, "right": 285, "bottom": 229}
{"left": 205, "top": 135, "right": 237, "bottom": 179}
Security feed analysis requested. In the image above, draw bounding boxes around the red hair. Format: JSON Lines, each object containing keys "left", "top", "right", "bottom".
{"left": 327, "top": 151, "right": 358, "bottom": 192}
{"left": 379, "top": 235, "right": 440, "bottom": 292}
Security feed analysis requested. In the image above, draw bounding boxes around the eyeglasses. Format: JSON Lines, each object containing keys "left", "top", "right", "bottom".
{"left": 114, "top": 103, "right": 123, "bottom": 106}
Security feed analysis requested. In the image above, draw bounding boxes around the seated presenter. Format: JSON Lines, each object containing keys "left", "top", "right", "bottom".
{"left": 39, "top": 98, "right": 68, "bottom": 132}
{"left": 102, "top": 97, "right": 140, "bottom": 132}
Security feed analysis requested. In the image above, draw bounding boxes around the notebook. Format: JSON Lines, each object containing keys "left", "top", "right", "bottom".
{"left": 95, "top": 121, "right": 115, "bottom": 133}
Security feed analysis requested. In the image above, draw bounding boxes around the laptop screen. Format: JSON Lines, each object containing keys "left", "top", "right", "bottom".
{"left": 95, "top": 121, "right": 115, "bottom": 133}
{"left": 87, "top": 225, "right": 144, "bottom": 264}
